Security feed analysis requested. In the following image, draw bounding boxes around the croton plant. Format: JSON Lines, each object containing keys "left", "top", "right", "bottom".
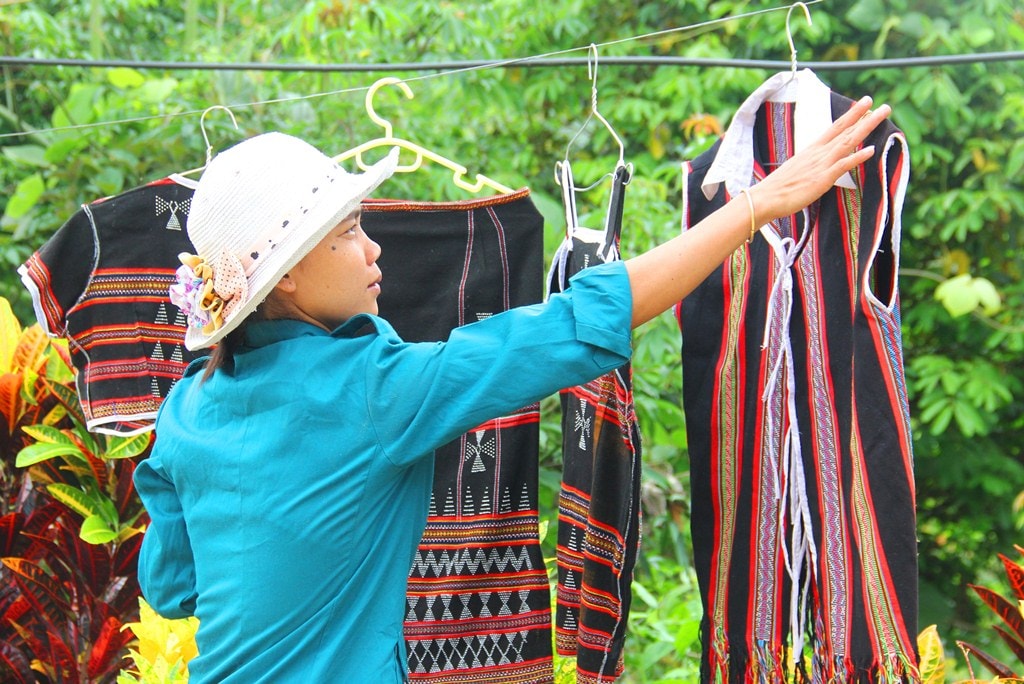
{"left": 1, "top": 297, "right": 151, "bottom": 682}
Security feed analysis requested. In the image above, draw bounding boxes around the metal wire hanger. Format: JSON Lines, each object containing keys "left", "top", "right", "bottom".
{"left": 765, "top": 2, "right": 815, "bottom": 102}
{"left": 785, "top": 2, "right": 813, "bottom": 80}
{"left": 555, "top": 43, "right": 632, "bottom": 191}
{"left": 180, "top": 105, "right": 240, "bottom": 176}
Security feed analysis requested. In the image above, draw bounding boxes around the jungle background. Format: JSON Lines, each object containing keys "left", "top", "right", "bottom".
{"left": 0, "top": 0, "right": 1022, "bottom": 681}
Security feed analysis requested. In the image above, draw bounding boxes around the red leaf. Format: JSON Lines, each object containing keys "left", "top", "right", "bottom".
{"left": 21, "top": 533, "right": 78, "bottom": 592}
{"left": 957, "top": 639, "right": 1016, "bottom": 679}
{"left": 970, "top": 584, "right": 1024, "bottom": 638}
{"left": 23, "top": 501, "right": 63, "bottom": 537}
{"left": 1001, "top": 552, "right": 1024, "bottom": 602}
{"left": 8, "top": 617, "right": 77, "bottom": 682}
{"left": 0, "top": 512, "right": 26, "bottom": 557}
{"left": 41, "top": 632, "right": 78, "bottom": 684}
{"left": 83, "top": 449, "right": 109, "bottom": 490}
{"left": 69, "top": 538, "right": 113, "bottom": 599}
{"left": 114, "top": 458, "right": 140, "bottom": 517}
{"left": 0, "top": 640, "right": 34, "bottom": 683}
{"left": 86, "top": 615, "right": 132, "bottom": 679}
{"left": 109, "top": 576, "right": 142, "bottom": 616}
{"left": 112, "top": 534, "right": 143, "bottom": 578}
{"left": 1, "top": 594, "right": 31, "bottom": 625}
{"left": 993, "top": 625, "right": 1024, "bottom": 668}
{"left": 2, "top": 558, "right": 73, "bottom": 620}
{"left": 41, "top": 379, "right": 86, "bottom": 428}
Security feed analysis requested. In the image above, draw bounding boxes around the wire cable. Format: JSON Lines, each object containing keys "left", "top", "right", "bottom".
{"left": 2, "top": 51, "right": 1020, "bottom": 74}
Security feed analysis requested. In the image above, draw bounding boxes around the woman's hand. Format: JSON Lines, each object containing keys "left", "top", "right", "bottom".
{"left": 749, "top": 96, "right": 892, "bottom": 224}
{"left": 624, "top": 94, "right": 893, "bottom": 328}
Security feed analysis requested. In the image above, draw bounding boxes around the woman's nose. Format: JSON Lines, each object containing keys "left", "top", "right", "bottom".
{"left": 366, "top": 236, "right": 382, "bottom": 263}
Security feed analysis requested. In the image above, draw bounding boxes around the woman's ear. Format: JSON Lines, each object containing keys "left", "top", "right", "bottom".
{"left": 273, "top": 273, "right": 297, "bottom": 294}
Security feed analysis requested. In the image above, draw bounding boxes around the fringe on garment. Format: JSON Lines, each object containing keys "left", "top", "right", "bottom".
{"left": 700, "top": 634, "right": 921, "bottom": 683}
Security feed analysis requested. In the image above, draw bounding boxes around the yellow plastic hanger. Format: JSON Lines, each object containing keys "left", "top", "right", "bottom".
{"left": 335, "top": 77, "right": 513, "bottom": 195}
{"left": 180, "top": 105, "right": 240, "bottom": 177}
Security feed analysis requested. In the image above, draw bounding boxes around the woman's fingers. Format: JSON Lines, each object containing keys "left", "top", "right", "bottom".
{"left": 827, "top": 102, "right": 892, "bottom": 159}
{"left": 819, "top": 96, "right": 874, "bottom": 144}
{"left": 829, "top": 143, "right": 876, "bottom": 180}
{"left": 818, "top": 102, "right": 891, "bottom": 179}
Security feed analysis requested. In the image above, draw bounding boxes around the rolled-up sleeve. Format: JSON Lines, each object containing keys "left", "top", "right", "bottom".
{"left": 562, "top": 260, "right": 633, "bottom": 361}
{"left": 365, "top": 260, "right": 633, "bottom": 465}
{"left": 134, "top": 453, "right": 198, "bottom": 619}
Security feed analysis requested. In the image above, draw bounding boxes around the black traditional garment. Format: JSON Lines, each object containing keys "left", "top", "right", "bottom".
{"left": 363, "top": 190, "right": 554, "bottom": 684}
{"left": 546, "top": 162, "right": 642, "bottom": 683}
{"left": 18, "top": 176, "right": 207, "bottom": 435}
{"left": 676, "top": 72, "right": 918, "bottom": 683}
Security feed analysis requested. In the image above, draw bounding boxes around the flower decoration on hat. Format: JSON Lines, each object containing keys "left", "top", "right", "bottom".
{"left": 169, "top": 250, "right": 248, "bottom": 334}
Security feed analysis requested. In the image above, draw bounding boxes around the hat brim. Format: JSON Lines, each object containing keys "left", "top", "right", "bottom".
{"left": 185, "top": 148, "right": 398, "bottom": 350}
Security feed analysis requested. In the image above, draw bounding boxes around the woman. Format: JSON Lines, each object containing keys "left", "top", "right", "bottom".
{"left": 135, "top": 97, "right": 890, "bottom": 682}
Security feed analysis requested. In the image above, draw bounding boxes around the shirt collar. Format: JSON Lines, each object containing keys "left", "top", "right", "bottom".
{"left": 702, "top": 69, "right": 856, "bottom": 200}
{"left": 243, "top": 314, "right": 386, "bottom": 349}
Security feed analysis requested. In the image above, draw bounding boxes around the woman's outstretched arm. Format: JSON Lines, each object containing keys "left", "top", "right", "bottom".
{"left": 626, "top": 96, "right": 891, "bottom": 328}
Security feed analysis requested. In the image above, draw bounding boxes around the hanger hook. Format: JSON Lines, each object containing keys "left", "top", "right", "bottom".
{"left": 199, "top": 105, "right": 239, "bottom": 166}
{"left": 785, "top": 2, "right": 813, "bottom": 75}
{"left": 563, "top": 43, "right": 625, "bottom": 168}
{"left": 588, "top": 43, "right": 599, "bottom": 107}
{"left": 364, "top": 77, "right": 414, "bottom": 139}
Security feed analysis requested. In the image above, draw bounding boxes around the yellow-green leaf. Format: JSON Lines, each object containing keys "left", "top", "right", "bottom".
{"left": 80, "top": 514, "right": 119, "bottom": 544}
{"left": 934, "top": 274, "right": 978, "bottom": 318}
{"left": 917, "top": 624, "right": 946, "bottom": 684}
{"left": 21, "top": 423, "right": 75, "bottom": 446}
{"left": 971, "top": 277, "right": 1001, "bottom": 316}
{"left": 5, "top": 173, "right": 44, "bottom": 219}
{"left": 16, "top": 442, "right": 84, "bottom": 467}
{"left": 105, "top": 432, "right": 153, "bottom": 459}
{"left": 3, "top": 144, "right": 48, "bottom": 168}
{"left": 0, "top": 297, "right": 20, "bottom": 372}
{"left": 46, "top": 483, "right": 102, "bottom": 518}
{"left": 107, "top": 67, "right": 146, "bottom": 89}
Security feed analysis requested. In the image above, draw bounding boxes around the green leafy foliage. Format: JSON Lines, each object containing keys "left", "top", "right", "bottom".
{"left": 0, "top": 1, "right": 1022, "bottom": 681}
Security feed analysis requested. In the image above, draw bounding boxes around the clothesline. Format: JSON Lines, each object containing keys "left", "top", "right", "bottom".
{"left": 3, "top": 51, "right": 1021, "bottom": 73}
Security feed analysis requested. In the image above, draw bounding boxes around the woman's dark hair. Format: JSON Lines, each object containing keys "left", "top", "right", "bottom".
{"left": 200, "top": 303, "right": 267, "bottom": 382}
{"left": 200, "top": 325, "right": 243, "bottom": 382}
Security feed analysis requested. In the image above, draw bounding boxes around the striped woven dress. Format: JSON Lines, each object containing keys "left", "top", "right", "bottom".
{"left": 547, "top": 162, "right": 643, "bottom": 683}
{"left": 677, "top": 79, "right": 919, "bottom": 682}
{"left": 364, "top": 191, "right": 555, "bottom": 683}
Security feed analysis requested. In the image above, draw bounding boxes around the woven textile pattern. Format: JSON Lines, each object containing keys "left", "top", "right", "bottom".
{"left": 677, "top": 92, "right": 918, "bottom": 683}
{"left": 547, "top": 164, "right": 642, "bottom": 683}
{"left": 363, "top": 191, "right": 553, "bottom": 684}
{"left": 18, "top": 178, "right": 206, "bottom": 435}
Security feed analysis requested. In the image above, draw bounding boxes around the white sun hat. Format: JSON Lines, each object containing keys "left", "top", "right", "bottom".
{"left": 170, "top": 132, "right": 398, "bottom": 350}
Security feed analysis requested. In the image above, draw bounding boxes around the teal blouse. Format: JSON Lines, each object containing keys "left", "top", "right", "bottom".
{"left": 134, "top": 260, "right": 633, "bottom": 683}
